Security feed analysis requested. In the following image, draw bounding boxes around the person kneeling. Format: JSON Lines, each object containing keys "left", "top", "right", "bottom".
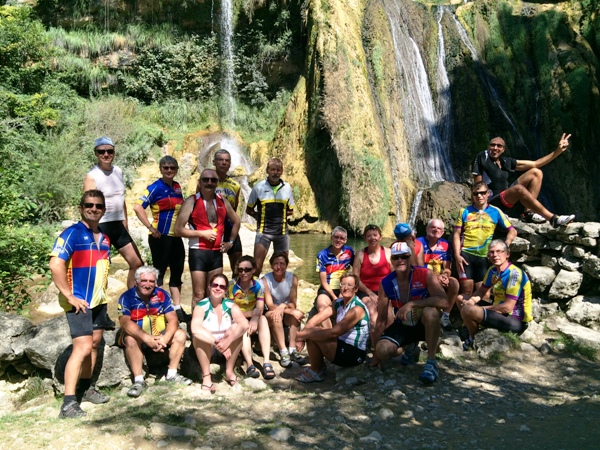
{"left": 191, "top": 273, "right": 249, "bottom": 392}
{"left": 117, "top": 266, "right": 191, "bottom": 398}
{"left": 295, "top": 273, "right": 369, "bottom": 383}
{"left": 458, "top": 240, "right": 532, "bottom": 350}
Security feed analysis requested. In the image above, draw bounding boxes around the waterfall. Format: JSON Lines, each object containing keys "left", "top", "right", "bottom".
{"left": 450, "top": 10, "right": 527, "bottom": 148}
{"left": 436, "top": 7, "right": 452, "bottom": 150}
{"left": 408, "top": 189, "right": 424, "bottom": 229}
{"left": 220, "top": 0, "right": 236, "bottom": 127}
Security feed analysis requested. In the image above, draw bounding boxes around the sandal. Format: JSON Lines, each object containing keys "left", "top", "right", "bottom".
{"left": 262, "top": 362, "right": 276, "bottom": 380}
{"left": 225, "top": 377, "right": 239, "bottom": 386}
{"left": 295, "top": 367, "right": 325, "bottom": 383}
{"left": 201, "top": 384, "right": 216, "bottom": 394}
{"left": 246, "top": 365, "right": 260, "bottom": 378}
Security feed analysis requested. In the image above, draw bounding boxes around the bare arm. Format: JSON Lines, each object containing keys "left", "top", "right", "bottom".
{"left": 224, "top": 198, "right": 240, "bottom": 242}
{"left": 298, "top": 305, "right": 364, "bottom": 342}
{"left": 190, "top": 303, "right": 216, "bottom": 345}
{"left": 83, "top": 173, "right": 96, "bottom": 192}
{"left": 174, "top": 195, "right": 211, "bottom": 239}
{"left": 373, "top": 284, "right": 390, "bottom": 342}
{"left": 515, "top": 133, "right": 571, "bottom": 171}
{"left": 505, "top": 227, "right": 517, "bottom": 246}
{"left": 453, "top": 226, "right": 466, "bottom": 274}
{"left": 133, "top": 203, "right": 161, "bottom": 239}
{"left": 245, "top": 205, "right": 257, "bottom": 220}
{"left": 319, "top": 271, "right": 337, "bottom": 301}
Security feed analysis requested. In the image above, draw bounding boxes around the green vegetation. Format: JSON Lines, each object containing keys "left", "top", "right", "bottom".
{"left": 552, "top": 333, "right": 599, "bottom": 361}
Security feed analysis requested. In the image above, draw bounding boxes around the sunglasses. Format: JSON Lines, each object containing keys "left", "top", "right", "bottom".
{"left": 391, "top": 254, "right": 411, "bottom": 261}
{"left": 82, "top": 202, "right": 105, "bottom": 209}
{"left": 238, "top": 267, "right": 254, "bottom": 273}
{"left": 161, "top": 166, "right": 178, "bottom": 171}
{"left": 201, "top": 177, "right": 219, "bottom": 183}
{"left": 95, "top": 149, "right": 114, "bottom": 155}
{"left": 489, "top": 143, "right": 505, "bottom": 148}
{"left": 473, "top": 191, "right": 488, "bottom": 196}
{"left": 211, "top": 283, "right": 227, "bottom": 290}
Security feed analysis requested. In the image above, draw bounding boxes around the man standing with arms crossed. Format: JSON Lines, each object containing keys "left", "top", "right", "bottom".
{"left": 50, "top": 190, "right": 112, "bottom": 418}
{"left": 246, "top": 157, "right": 295, "bottom": 276}
{"left": 213, "top": 149, "right": 243, "bottom": 277}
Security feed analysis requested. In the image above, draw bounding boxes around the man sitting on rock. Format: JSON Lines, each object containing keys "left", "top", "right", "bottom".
{"left": 373, "top": 242, "right": 447, "bottom": 385}
{"left": 473, "top": 134, "right": 575, "bottom": 227}
{"left": 457, "top": 240, "right": 533, "bottom": 350}
{"left": 117, "top": 266, "right": 191, "bottom": 398}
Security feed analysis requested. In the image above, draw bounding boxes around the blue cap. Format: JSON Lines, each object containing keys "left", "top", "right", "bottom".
{"left": 94, "top": 136, "right": 114, "bottom": 149}
{"left": 394, "top": 223, "right": 412, "bottom": 240}
{"left": 390, "top": 242, "right": 411, "bottom": 256}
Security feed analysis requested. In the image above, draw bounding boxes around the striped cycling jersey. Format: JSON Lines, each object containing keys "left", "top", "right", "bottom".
{"left": 50, "top": 221, "right": 110, "bottom": 311}
{"left": 117, "top": 286, "right": 174, "bottom": 335}
{"left": 228, "top": 278, "right": 264, "bottom": 313}
{"left": 136, "top": 178, "right": 184, "bottom": 236}
{"left": 247, "top": 179, "right": 295, "bottom": 235}
{"left": 334, "top": 296, "right": 370, "bottom": 351}
{"left": 455, "top": 204, "right": 513, "bottom": 258}
{"left": 483, "top": 263, "right": 533, "bottom": 322}
{"left": 316, "top": 245, "right": 355, "bottom": 290}
{"left": 417, "top": 237, "right": 451, "bottom": 275}
{"left": 216, "top": 176, "right": 240, "bottom": 210}
{"left": 380, "top": 267, "right": 430, "bottom": 317}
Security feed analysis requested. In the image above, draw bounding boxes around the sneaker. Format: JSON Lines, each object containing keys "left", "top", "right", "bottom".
{"left": 127, "top": 381, "right": 147, "bottom": 398}
{"left": 551, "top": 214, "right": 575, "bottom": 228}
{"left": 81, "top": 386, "right": 110, "bottom": 404}
{"left": 463, "top": 337, "right": 474, "bottom": 351}
{"left": 458, "top": 326, "right": 470, "bottom": 342}
{"left": 279, "top": 351, "right": 292, "bottom": 368}
{"left": 522, "top": 211, "right": 546, "bottom": 224}
{"left": 440, "top": 314, "right": 452, "bottom": 331}
{"left": 419, "top": 359, "right": 439, "bottom": 385}
{"left": 400, "top": 342, "right": 418, "bottom": 366}
{"left": 58, "top": 400, "right": 86, "bottom": 419}
{"left": 165, "top": 373, "right": 192, "bottom": 386}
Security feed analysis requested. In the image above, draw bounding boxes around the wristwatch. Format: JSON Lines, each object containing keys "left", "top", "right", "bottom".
{"left": 228, "top": 240, "right": 234, "bottom": 244}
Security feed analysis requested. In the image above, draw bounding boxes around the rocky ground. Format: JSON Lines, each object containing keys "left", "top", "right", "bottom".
{"left": 1, "top": 326, "right": 599, "bottom": 450}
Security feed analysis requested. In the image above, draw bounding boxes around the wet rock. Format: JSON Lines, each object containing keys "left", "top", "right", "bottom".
{"left": 565, "top": 296, "right": 600, "bottom": 331}
{"left": 548, "top": 270, "right": 583, "bottom": 300}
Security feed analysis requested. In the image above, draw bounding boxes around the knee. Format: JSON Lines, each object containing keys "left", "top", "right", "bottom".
{"left": 529, "top": 167, "right": 543, "bottom": 180}
{"left": 421, "top": 307, "right": 439, "bottom": 324}
{"left": 123, "top": 335, "right": 141, "bottom": 350}
{"left": 512, "top": 184, "right": 530, "bottom": 198}
{"left": 375, "top": 340, "right": 396, "bottom": 360}
{"left": 172, "top": 329, "right": 186, "bottom": 345}
{"left": 460, "top": 304, "right": 476, "bottom": 320}
{"left": 316, "top": 295, "right": 331, "bottom": 311}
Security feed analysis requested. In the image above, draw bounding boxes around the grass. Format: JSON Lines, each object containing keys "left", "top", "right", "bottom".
{"left": 17, "top": 376, "right": 48, "bottom": 406}
{"left": 551, "top": 333, "right": 599, "bottom": 361}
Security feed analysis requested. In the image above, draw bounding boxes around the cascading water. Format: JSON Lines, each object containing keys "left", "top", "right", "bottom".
{"left": 220, "top": 0, "right": 236, "bottom": 127}
{"left": 381, "top": 0, "right": 455, "bottom": 224}
{"left": 449, "top": 9, "right": 527, "bottom": 149}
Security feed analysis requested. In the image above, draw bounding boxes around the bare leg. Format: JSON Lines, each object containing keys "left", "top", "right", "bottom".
{"left": 374, "top": 339, "right": 398, "bottom": 363}
{"left": 516, "top": 168, "right": 543, "bottom": 199}
{"left": 316, "top": 294, "right": 332, "bottom": 313}
{"left": 225, "top": 336, "right": 243, "bottom": 381}
{"left": 228, "top": 251, "right": 242, "bottom": 278}
{"left": 459, "top": 279, "right": 474, "bottom": 297}
{"left": 168, "top": 285, "right": 181, "bottom": 307}
{"left": 119, "top": 242, "right": 144, "bottom": 289}
{"left": 241, "top": 332, "right": 254, "bottom": 368}
{"left": 64, "top": 335, "right": 93, "bottom": 396}
{"left": 253, "top": 243, "right": 269, "bottom": 277}
{"left": 257, "top": 316, "right": 272, "bottom": 364}
{"left": 422, "top": 307, "right": 441, "bottom": 360}
{"left": 443, "top": 278, "right": 460, "bottom": 315}
{"left": 460, "top": 304, "right": 485, "bottom": 338}
{"left": 266, "top": 311, "right": 286, "bottom": 352}
{"left": 503, "top": 184, "right": 553, "bottom": 220}
{"left": 192, "top": 336, "right": 214, "bottom": 388}
{"left": 123, "top": 335, "right": 145, "bottom": 378}
{"left": 284, "top": 314, "right": 301, "bottom": 349}
{"left": 167, "top": 329, "right": 187, "bottom": 370}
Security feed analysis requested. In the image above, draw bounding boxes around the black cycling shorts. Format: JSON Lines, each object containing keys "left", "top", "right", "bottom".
{"left": 332, "top": 340, "right": 367, "bottom": 367}
{"left": 189, "top": 249, "right": 223, "bottom": 272}
{"left": 66, "top": 303, "right": 110, "bottom": 338}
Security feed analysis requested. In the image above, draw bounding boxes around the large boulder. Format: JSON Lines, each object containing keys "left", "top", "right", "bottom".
{"left": 0, "top": 313, "right": 35, "bottom": 377}
{"left": 523, "top": 265, "right": 556, "bottom": 292}
{"left": 548, "top": 269, "right": 583, "bottom": 300}
{"left": 555, "top": 317, "right": 600, "bottom": 350}
{"left": 24, "top": 315, "right": 71, "bottom": 372}
{"left": 474, "top": 328, "right": 512, "bottom": 359}
{"left": 565, "top": 296, "right": 600, "bottom": 331}
{"left": 413, "top": 182, "right": 471, "bottom": 235}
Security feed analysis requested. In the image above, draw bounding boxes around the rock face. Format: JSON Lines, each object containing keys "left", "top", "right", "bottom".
{"left": 413, "top": 182, "right": 471, "bottom": 236}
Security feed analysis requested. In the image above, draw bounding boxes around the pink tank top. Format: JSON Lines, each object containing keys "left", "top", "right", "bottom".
{"left": 360, "top": 246, "right": 391, "bottom": 292}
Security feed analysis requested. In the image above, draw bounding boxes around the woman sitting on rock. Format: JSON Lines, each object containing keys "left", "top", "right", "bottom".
{"left": 353, "top": 224, "right": 392, "bottom": 343}
{"left": 191, "top": 273, "right": 248, "bottom": 392}
{"left": 263, "top": 252, "right": 305, "bottom": 367}
{"left": 228, "top": 256, "right": 276, "bottom": 380}
{"left": 295, "top": 273, "right": 370, "bottom": 383}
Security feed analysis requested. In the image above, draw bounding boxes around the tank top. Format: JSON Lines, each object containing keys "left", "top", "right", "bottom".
{"left": 333, "top": 296, "right": 370, "bottom": 351}
{"left": 196, "top": 297, "right": 233, "bottom": 340}
{"left": 380, "top": 267, "right": 430, "bottom": 326}
{"left": 88, "top": 165, "right": 125, "bottom": 222}
{"left": 263, "top": 272, "right": 293, "bottom": 306}
{"left": 359, "top": 246, "right": 391, "bottom": 292}
{"left": 188, "top": 192, "right": 227, "bottom": 250}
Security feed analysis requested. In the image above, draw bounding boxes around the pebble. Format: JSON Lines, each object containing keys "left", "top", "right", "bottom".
{"left": 149, "top": 422, "right": 199, "bottom": 439}
{"left": 241, "top": 442, "right": 258, "bottom": 448}
{"left": 243, "top": 378, "right": 268, "bottom": 391}
{"left": 360, "top": 431, "right": 383, "bottom": 443}
{"left": 379, "top": 408, "right": 394, "bottom": 420}
{"left": 520, "top": 425, "right": 531, "bottom": 432}
{"left": 269, "top": 427, "right": 292, "bottom": 442}
{"left": 345, "top": 377, "right": 360, "bottom": 386}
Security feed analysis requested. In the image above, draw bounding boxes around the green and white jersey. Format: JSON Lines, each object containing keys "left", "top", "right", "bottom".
{"left": 333, "top": 296, "right": 370, "bottom": 351}
{"left": 196, "top": 297, "right": 234, "bottom": 340}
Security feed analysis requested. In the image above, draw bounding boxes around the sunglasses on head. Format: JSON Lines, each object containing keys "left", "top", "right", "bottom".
{"left": 82, "top": 202, "right": 105, "bottom": 209}
{"left": 391, "top": 254, "right": 411, "bottom": 261}
{"left": 238, "top": 267, "right": 254, "bottom": 273}
{"left": 211, "top": 283, "right": 227, "bottom": 290}
{"left": 201, "top": 177, "right": 218, "bottom": 183}
{"left": 95, "top": 149, "right": 114, "bottom": 155}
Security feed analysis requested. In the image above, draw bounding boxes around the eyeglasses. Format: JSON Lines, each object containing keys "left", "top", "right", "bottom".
{"left": 95, "top": 149, "right": 114, "bottom": 155}
{"left": 161, "top": 166, "right": 178, "bottom": 171}
{"left": 211, "top": 283, "right": 227, "bottom": 290}
{"left": 201, "top": 177, "right": 219, "bottom": 183}
{"left": 340, "top": 283, "right": 356, "bottom": 289}
{"left": 473, "top": 191, "right": 488, "bottom": 196}
{"left": 488, "top": 249, "right": 506, "bottom": 255}
{"left": 332, "top": 235, "right": 347, "bottom": 241}
{"left": 489, "top": 143, "right": 505, "bottom": 148}
{"left": 391, "top": 254, "right": 411, "bottom": 261}
{"left": 238, "top": 267, "right": 254, "bottom": 273}
{"left": 82, "top": 202, "right": 105, "bottom": 209}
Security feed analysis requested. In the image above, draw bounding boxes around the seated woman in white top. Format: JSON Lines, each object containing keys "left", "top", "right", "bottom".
{"left": 263, "top": 252, "right": 305, "bottom": 368}
{"left": 191, "top": 273, "right": 248, "bottom": 392}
